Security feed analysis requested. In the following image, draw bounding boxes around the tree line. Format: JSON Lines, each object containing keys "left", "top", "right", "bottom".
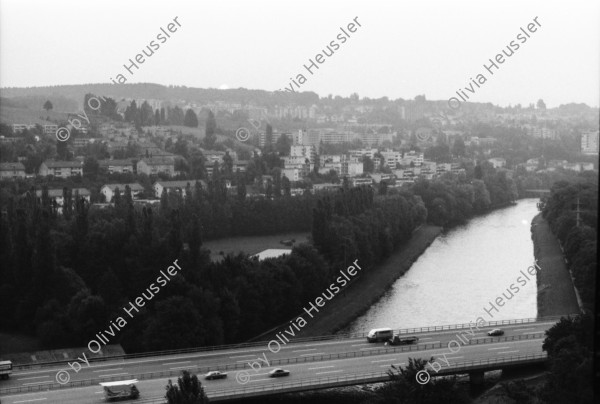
{"left": 0, "top": 164, "right": 564, "bottom": 354}
{"left": 540, "top": 172, "right": 597, "bottom": 311}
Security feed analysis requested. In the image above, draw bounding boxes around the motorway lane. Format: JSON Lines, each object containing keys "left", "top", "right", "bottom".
{"left": 0, "top": 336, "right": 546, "bottom": 404}
{"left": 1, "top": 321, "right": 554, "bottom": 391}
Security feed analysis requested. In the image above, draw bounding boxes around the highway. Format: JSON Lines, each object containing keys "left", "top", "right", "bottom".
{"left": 0, "top": 319, "right": 555, "bottom": 403}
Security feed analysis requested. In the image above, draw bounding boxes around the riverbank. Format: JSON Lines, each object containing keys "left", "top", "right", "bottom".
{"left": 288, "top": 225, "right": 442, "bottom": 338}
{"left": 530, "top": 214, "right": 580, "bottom": 317}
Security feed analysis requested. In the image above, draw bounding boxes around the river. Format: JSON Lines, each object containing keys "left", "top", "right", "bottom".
{"left": 344, "top": 198, "right": 541, "bottom": 332}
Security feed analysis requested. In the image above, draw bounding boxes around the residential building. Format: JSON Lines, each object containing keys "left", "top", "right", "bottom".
{"left": 154, "top": 180, "right": 206, "bottom": 198}
{"left": 319, "top": 155, "right": 343, "bottom": 165}
{"left": 369, "top": 173, "right": 395, "bottom": 184}
{"left": 581, "top": 130, "right": 599, "bottom": 155}
{"left": 282, "top": 168, "right": 301, "bottom": 182}
{"left": 349, "top": 148, "right": 378, "bottom": 160}
{"left": 399, "top": 151, "right": 424, "bottom": 167}
{"left": 342, "top": 161, "right": 363, "bottom": 176}
{"left": 312, "top": 183, "right": 342, "bottom": 193}
{"left": 351, "top": 177, "right": 373, "bottom": 187}
{"left": 33, "top": 188, "right": 91, "bottom": 214}
{"left": 380, "top": 149, "right": 402, "bottom": 169}
{"left": 12, "top": 124, "right": 36, "bottom": 132}
{"left": 136, "top": 157, "right": 175, "bottom": 176}
{"left": 39, "top": 160, "right": 84, "bottom": 178}
{"left": 0, "top": 162, "right": 26, "bottom": 179}
{"left": 360, "top": 132, "right": 393, "bottom": 147}
{"left": 101, "top": 183, "right": 145, "bottom": 202}
{"left": 488, "top": 157, "right": 506, "bottom": 168}
{"left": 99, "top": 159, "right": 135, "bottom": 174}
{"left": 525, "top": 158, "right": 540, "bottom": 172}
{"left": 290, "top": 145, "right": 316, "bottom": 164}
{"left": 319, "top": 162, "right": 342, "bottom": 175}
{"left": 258, "top": 132, "right": 289, "bottom": 148}
{"left": 320, "top": 131, "right": 353, "bottom": 144}
{"left": 43, "top": 124, "right": 58, "bottom": 136}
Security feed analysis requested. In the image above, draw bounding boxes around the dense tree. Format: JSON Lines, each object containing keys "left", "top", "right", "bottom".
{"left": 275, "top": 134, "right": 291, "bottom": 155}
{"left": 184, "top": 109, "right": 199, "bottom": 128}
{"left": 43, "top": 100, "right": 53, "bottom": 111}
{"left": 165, "top": 370, "right": 209, "bottom": 404}
{"left": 204, "top": 110, "right": 217, "bottom": 149}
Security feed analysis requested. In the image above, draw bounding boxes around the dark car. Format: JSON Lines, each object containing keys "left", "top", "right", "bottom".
{"left": 487, "top": 328, "right": 504, "bottom": 336}
{"left": 269, "top": 368, "right": 290, "bottom": 377}
{"left": 387, "top": 336, "right": 419, "bottom": 346}
{"left": 205, "top": 371, "right": 228, "bottom": 380}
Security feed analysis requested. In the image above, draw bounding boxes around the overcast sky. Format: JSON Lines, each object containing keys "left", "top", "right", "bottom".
{"left": 1, "top": 0, "right": 599, "bottom": 108}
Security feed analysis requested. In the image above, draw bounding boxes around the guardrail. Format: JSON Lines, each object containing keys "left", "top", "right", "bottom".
{"left": 10, "top": 315, "right": 571, "bottom": 371}
{"left": 0, "top": 333, "right": 546, "bottom": 396}
{"left": 119, "top": 352, "right": 549, "bottom": 403}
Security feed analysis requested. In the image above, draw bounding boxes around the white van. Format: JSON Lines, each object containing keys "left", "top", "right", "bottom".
{"left": 367, "top": 328, "right": 393, "bottom": 342}
{"left": 100, "top": 379, "right": 140, "bottom": 401}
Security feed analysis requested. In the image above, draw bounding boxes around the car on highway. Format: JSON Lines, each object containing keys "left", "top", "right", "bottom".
{"left": 99, "top": 379, "right": 140, "bottom": 401}
{"left": 269, "top": 368, "right": 290, "bottom": 377}
{"left": 0, "top": 360, "right": 12, "bottom": 379}
{"left": 204, "top": 371, "right": 228, "bottom": 380}
{"left": 386, "top": 335, "right": 419, "bottom": 346}
{"left": 367, "top": 328, "right": 393, "bottom": 342}
{"left": 487, "top": 328, "right": 504, "bottom": 336}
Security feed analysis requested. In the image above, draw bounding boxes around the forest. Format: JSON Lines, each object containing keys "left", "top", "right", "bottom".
{"left": 540, "top": 173, "right": 598, "bottom": 311}
{"left": 0, "top": 163, "right": 555, "bottom": 353}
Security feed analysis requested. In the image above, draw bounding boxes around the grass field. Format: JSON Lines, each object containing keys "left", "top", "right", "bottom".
{"left": 0, "top": 106, "right": 70, "bottom": 126}
{"left": 203, "top": 232, "right": 311, "bottom": 261}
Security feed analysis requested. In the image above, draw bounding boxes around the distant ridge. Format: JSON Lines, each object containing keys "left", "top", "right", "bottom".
{"left": 0, "top": 83, "right": 320, "bottom": 109}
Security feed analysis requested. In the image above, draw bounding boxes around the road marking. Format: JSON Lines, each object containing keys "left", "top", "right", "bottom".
{"left": 292, "top": 348, "right": 316, "bottom": 353}
{"left": 351, "top": 343, "right": 371, "bottom": 347}
{"left": 514, "top": 328, "right": 536, "bottom": 331}
{"left": 99, "top": 373, "right": 129, "bottom": 378}
{"left": 488, "top": 346, "right": 511, "bottom": 350}
{"left": 419, "top": 337, "right": 432, "bottom": 340}
{"left": 22, "top": 381, "right": 53, "bottom": 386}
{"left": 316, "top": 369, "right": 344, "bottom": 375}
{"left": 17, "top": 375, "right": 49, "bottom": 380}
{"left": 360, "top": 347, "right": 377, "bottom": 351}
{"left": 163, "top": 361, "right": 191, "bottom": 366}
{"left": 169, "top": 365, "right": 197, "bottom": 370}
{"left": 308, "top": 365, "right": 335, "bottom": 370}
{"left": 497, "top": 350, "right": 520, "bottom": 355}
{"left": 371, "top": 357, "right": 400, "bottom": 363}
{"left": 301, "top": 352, "right": 324, "bottom": 356}
{"left": 428, "top": 340, "right": 441, "bottom": 344}
{"left": 445, "top": 356, "right": 464, "bottom": 360}
{"left": 93, "top": 368, "right": 123, "bottom": 372}
{"left": 523, "top": 332, "right": 541, "bottom": 335}
{"left": 12, "top": 370, "right": 57, "bottom": 376}
{"left": 229, "top": 354, "right": 256, "bottom": 359}
{"left": 381, "top": 362, "right": 405, "bottom": 368}
{"left": 14, "top": 399, "right": 47, "bottom": 403}
{"left": 249, "top": 378, "right": 271, "bottom": 382}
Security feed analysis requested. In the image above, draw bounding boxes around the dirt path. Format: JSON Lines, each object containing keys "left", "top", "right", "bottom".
{"left": 531, "top": 214, "right": 580, "bottom": 317}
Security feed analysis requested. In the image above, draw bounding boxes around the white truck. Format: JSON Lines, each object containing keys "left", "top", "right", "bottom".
{"left": 0, "top": 360, "right": 12, "bottom": 379}
{"left": 99, "top": 379, "right": 140, "bottom": 401}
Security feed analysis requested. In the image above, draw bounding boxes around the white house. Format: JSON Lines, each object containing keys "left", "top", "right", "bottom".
{"left": 153, "top": 180, "right": 207, "bottom": 198}
{"left": 101, "top": 183, "right": 145, "bottom": 202}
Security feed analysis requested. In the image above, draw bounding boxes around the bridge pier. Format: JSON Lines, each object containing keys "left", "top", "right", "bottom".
{"left": 469, "top": 371, "right": 485, "bottom": 386}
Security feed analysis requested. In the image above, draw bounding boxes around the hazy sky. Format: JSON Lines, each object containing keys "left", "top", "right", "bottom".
{"left": 1, "top": 0, "right": 599, "bottom": 108}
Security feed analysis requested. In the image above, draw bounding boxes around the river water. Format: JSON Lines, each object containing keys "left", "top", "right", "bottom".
{"left": 345, "top": 199, "right": 540, "bottom": 333}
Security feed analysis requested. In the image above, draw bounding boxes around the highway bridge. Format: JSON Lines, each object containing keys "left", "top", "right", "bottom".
{"left": 0, "top": 316, "right": 564, "bottom": 404}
